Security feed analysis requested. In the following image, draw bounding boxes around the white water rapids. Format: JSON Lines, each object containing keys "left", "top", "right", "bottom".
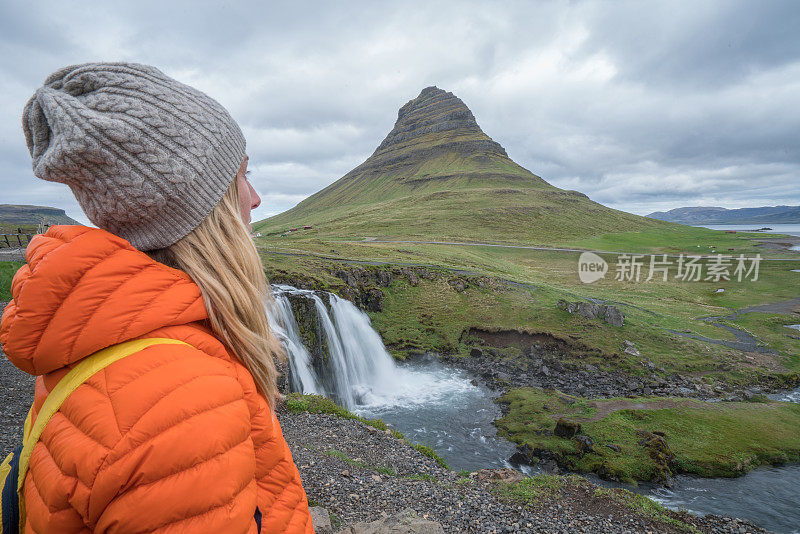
{"left": 269, "top": 285, "right": 478, "bottom": 412}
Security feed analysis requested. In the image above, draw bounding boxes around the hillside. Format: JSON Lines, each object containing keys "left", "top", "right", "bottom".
{"left": 0, "top": 204, "right": 79, "bottom": 226}
{"left": 255, "top": 87, "right": 666, "bottom": 244}
{"left": 647, "top": 205, "right": 800, "bottom": 224}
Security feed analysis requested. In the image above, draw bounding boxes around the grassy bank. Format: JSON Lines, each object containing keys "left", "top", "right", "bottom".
{"left": 0, "top": 261, "right": 25, "bottom": 301}
{"left": 496, "top": 388, "right": 800, "bottom": 483}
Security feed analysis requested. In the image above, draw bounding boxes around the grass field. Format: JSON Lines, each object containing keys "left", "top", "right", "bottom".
{"left": 0, "top": 261, "right": 25, "bottom": 301}
{"left": 256, "top": 227, "right": 800, "bottom": 381}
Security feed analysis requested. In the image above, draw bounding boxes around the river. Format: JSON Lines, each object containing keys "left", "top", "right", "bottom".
{"left": 270, "top": 284, "right": 800, "bottom": 534}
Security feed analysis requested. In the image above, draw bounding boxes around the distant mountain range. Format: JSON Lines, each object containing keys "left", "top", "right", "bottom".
{"left": 255, "top": 86, "right": 664, "bottom": 243}
{"left": 0, "top": 204, "right": 80, "bottom": 226}
{"left": 646, "top": 206, "right": 800, "bottom": 225}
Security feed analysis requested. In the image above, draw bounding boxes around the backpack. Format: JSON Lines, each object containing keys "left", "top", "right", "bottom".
{"left": 0, "top": 338, "right": 189, "bottom": 534}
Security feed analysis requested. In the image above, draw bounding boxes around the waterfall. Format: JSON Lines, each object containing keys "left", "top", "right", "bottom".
{"left": 265, "top": 289, "right": 323, "bottom": 395}
{"left": 268, "top": 284, "right": 402, "bottom": 410}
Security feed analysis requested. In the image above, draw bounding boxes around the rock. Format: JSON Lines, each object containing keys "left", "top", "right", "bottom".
{"left": 449, "top": 278, "right": 467, "bottom": 292}
{"left": 577, "top": 301, "right": 603, "bottom": 320}
{"left": 341, "top": 469, "right": 351, "bottom": 477}
{"left": 335, "top": 509, "right": 445, "bottom": 534}
{"left": 574, "top": 435, "right": 594, "bottom": 454}
{"left": 472, "top": 468, "right": 526, "bottom": 484}
{"left": 407, "top": 271, "right": 419, "bottom": 286}
{"left": 470, "top": 347, "right": 483, "bottom": 358}
{"left": 605, "top": 444, "right": 621, "bottom": 452}
{"left": 623, "top": 341, "right": 640, "bottom": 357}
{"left": 540, "top": 459, "right": 560, "bottom": 473}
{"left": 364, "top": 288, "right": 384, "bottom": 312}
{"left": 604, "top": 306, "right": 624, "bottom": 326}
{"left": 558, "top": 300, "right": 624, "bottom": 326}
{"left": 554, "top": 418, "right": 582, "bottom": 439}
{"left": 637, "top": 430, "right": 675, "bottom": 482}
{"left": 335, "top": 269, "right": 359, "bottom": 288}
{"left": 376, "top": 270, "right": 392, "bottom": 287}
{"left": 310, "top": 506, "right": 333, "bottom": 534}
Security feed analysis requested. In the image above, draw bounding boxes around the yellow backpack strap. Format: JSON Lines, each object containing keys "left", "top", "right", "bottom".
{"left": 16, "top": 338, "right": 190, "bottom": 500}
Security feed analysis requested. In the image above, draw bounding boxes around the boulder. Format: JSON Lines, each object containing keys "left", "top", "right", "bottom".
{"left": 364, "top": 288, "right": 384, "bottom": 312}
{"left": 471, "top": 468, "right": 526, "bottom": 484}
{"left": 469, "top": 347, "right": 483, "bottom": 358}
{"left": 449, "top": 278, "right": 468, "bottom": 292}
{"left": 622, "top": 340, "right": 640, "bottom": 356}
{"left": 376, "top": 270, "right": 393, "bottom": 287}
{"left": 335, "top": 509, "right": 445, "bottom": 534}
{"left": 637, "top": 430, "right": 675, "bottom": 482}
{"left": 574, "top": 435, "right": 594, "bottom": 454}
{"left": 557, "top": 300, "right": 624, "bottom": 326}
{"left": 554, "top": 418, "right": 582, "bottom": 439}
{"left": 577, "top": 301, "right": 603, "bottom": 319}
{"left": 604, "top": 305, "right": 624, "bottom": 327}
{"left": 310, "top": 506, "right": 333, "bottom": 534}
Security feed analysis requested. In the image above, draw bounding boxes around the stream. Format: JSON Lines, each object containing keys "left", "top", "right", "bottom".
{"left": 269, "top": 284, "right": 800, "bottom": 534}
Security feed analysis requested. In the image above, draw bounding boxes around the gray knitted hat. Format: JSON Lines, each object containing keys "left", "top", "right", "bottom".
{"left": 22, "top": 62, "right": 246, "bottom": 250}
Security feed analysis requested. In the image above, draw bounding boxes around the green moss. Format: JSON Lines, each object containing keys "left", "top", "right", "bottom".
{"left": 410, "top": 443, "right": 450, "bottom": 469}
{"left": 493, "top": 474, "right": 578, "bottom": 503}
{"left": 325, "top": 448, "right": 369, "bottom": 469}
{"left": 496, "top": 388, "right": 800, "bottom": 483}
{"left": 409, "top": 443, "right": 450, "bottom": 469}
{"left": 376, "top": 466, "right": 397, "bottom": 477}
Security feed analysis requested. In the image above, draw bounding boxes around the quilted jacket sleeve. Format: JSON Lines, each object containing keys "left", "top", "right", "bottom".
{"left": 86, "top": 344, "right": 260, "bottom": 533}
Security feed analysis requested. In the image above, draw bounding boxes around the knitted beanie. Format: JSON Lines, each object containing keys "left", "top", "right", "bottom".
{"left": 22, "top": 62, "right": 246, "bottom": 251}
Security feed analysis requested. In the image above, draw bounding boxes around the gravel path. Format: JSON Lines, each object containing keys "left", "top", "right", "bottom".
{"left": 277, "top": 408, "right": 769, "bottom": 534}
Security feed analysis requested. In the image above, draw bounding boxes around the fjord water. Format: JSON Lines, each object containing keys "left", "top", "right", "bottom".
{"left": 694, "top": 223, "right": 800, "bottom": 237}
{"left": 268, "top": 285, "right": 800, "bottom": 533}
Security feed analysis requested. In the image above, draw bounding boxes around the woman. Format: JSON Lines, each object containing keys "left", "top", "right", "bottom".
{"left": 0, "top": 63, "right": 314, "bottom": 532}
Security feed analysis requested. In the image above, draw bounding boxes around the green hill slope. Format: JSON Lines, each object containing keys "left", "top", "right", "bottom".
{"left": 255, "top": 86, "right": 666, "bottom": 244}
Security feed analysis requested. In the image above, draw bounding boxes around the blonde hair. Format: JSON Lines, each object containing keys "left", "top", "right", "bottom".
{"left": 148, "top": 178, "right": 283, "bottom": 407}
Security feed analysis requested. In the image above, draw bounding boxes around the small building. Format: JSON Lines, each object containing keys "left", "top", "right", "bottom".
{"left": 725, "top": 230, "right": 736, "bottom": 233}
{"left": 289, "top": 228, "right": 298, "bottom": 232}
{"left": 303, "top": 225, "right": 313, "bottom": 230}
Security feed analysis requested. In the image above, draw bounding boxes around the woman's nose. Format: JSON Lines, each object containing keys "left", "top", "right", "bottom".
{"left": 250, "top": 182, "right": 261, "bottom": 210}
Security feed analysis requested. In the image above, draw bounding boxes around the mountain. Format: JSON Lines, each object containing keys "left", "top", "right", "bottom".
{"left": 255, "top": 87, "right": 663, "bottom": 244}
{"left": 647, "top": 206, "right": 800, "bottom": 225}
{"left": 0, "top": 204, "right": 79, "bottom": 226}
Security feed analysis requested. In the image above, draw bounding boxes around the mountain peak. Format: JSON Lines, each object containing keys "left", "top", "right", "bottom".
{"left": 372, "top": 86, "right": 507, "bottom": 159}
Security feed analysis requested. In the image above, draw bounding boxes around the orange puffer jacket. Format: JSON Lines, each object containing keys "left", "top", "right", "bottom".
{"left": 0, "top": 226, "right": 314, "bottom": 533}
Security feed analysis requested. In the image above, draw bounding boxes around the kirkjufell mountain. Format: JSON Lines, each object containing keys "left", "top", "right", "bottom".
{"left": 255, "top": 87, "right": 663, "bottom": 244}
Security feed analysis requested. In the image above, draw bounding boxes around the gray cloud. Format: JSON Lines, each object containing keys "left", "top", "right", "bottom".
{"left": 1, "top": 0, "right": 798, "bottom": 225}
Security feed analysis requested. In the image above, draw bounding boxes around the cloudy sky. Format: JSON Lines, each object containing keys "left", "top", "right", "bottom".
{"left": 1, "top": 0, "right": 798, "bottom": 224}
